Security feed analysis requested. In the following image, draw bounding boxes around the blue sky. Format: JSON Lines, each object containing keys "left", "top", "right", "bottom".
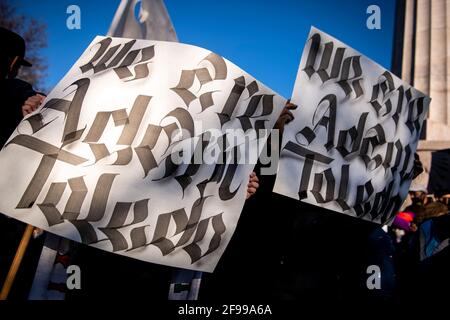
{"left": 15, "top": 0, "right": 396, "bottom": 97}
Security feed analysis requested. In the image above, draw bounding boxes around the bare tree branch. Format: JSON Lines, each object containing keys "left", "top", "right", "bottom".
{"left": 0, "top": 0, "right": 48, "bottom": 91}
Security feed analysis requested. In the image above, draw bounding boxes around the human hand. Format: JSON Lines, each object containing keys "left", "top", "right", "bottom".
{"left": 274, "top": 100, "right": 297, "bottom": 131}
{"left": 22, "top": 94, "right": 45, "bottom": 117}
{"left": 246, "top": 171, "right": 259, "bottom": 199}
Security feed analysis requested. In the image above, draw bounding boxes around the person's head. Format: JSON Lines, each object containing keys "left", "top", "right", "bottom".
{"left": 0, "top": 27, "right": 32, "bottom": 80}
{"left": 392, "top": 210, "right": 416, "bottom": 233}
{"left": 414, "top": 201, "right": 448, "bottom": 224}
{"left": 409, "top": 190, "right": 427, "bottom": 204}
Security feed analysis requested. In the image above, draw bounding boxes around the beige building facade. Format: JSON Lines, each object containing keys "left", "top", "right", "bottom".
{"left": 395, "top": 0, "right": 450, "bottom": 191}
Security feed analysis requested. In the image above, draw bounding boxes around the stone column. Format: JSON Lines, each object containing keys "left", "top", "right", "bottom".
{"left": 402, "top": 0, "right": 415, "bottom": 84}
{"left": 414, "top": 0, "right": 431, "bottom": 95}
{"left": 430, "top": 0, "right": 447, "bottom": 123}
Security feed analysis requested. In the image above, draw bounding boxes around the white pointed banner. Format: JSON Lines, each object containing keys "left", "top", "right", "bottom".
{"left": 0, "top": 36, "right": 285, "bottom": 272}
{"left": 274, "top": 27, "right": 430, "bottom": 224}
{"left": 107, "top": 0, "right": 178, "bottom": 41}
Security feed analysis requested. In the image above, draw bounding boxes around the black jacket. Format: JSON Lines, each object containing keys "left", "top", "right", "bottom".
{"left": 0, "top": 78, "right": 36, "bottom": 147}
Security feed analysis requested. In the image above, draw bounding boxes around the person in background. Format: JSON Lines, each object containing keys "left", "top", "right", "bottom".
{"left": 0, "top": 27, "right": 46, "bottom": 299}
{"left": 408, "top": 187, "right": 428, "bottom": 206}
{"left": 0, "top": 27, "right": 44, "bottom": 146}
{"left": 389, "top": 207, "right": 419, "bottom": 302}
{"left": 401, "top": 200, "right": 450, "bottom": 305}
{"left": 392, "top": 210, "right": 417, "bottom": 243}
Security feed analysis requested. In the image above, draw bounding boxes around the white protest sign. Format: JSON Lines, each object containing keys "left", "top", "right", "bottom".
{"left": 0, "top": 36, "right": 285, "bottom": 272}
{"left": 274, "top": 27, "right": 430, "bottom": 224}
